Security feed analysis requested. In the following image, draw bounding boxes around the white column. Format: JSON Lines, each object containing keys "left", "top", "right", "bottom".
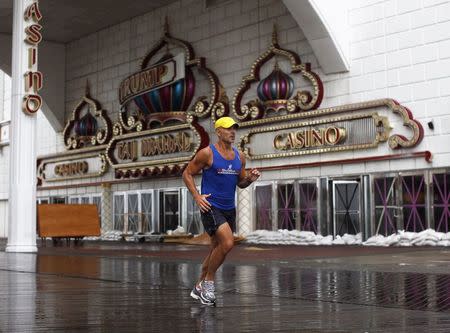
{"left": 237, "top": 186, "right": 252, "bottom": 236}
{"left": 6, "top": 0, "right": 38, "bottom": 252}
{"left": 101, "top": 183, "right": 113, "bottom": 233}
{"left": 0, "top": 72, "right": 4, "bottom": 121}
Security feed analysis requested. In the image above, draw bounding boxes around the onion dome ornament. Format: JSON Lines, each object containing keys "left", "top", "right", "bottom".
{"left": 132, "top": 52, "right": 196, "bottom": 118}
{"left": 232, "top": 24, "right": 324, "bottom": 121}
{"left": 63, "top": 80, "right": 112, "bottom": 150}
{"left": 115, "top": 16, "right": 228, "bottom": 138}
{"left": 257, "top": 61, "right": 294, "bottom": 112}
{"left": 74, "top": 110, "right": 98, "bottom": 137}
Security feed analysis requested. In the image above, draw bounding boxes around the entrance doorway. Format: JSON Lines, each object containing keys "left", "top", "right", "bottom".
{"left": 374, "top": 176, "right": 399, "bottom": 235}
{"left": 332, "top": 181, "right": 361, "bottom": 236}
{"left": 254, "top": 184, "right": 273, "bottom": 230}
{"left": 183, "top": 189, "right": 203, "bottom": 235}
{"left": 277, "top": 183, "right": 296, "bottom": 230}
{"left": 159, "top": 190, "right": 180, "bottom": 233}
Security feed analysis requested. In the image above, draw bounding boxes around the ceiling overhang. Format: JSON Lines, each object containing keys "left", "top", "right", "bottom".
{"left": 0, "top": 0, "right": 176, "bottom": 43}
{"left": 283, "top": 0, "right": 350, "bottom": 74}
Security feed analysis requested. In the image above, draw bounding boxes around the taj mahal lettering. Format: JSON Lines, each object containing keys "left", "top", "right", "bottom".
{"left": 141, "top": 132, "right": 192, "bottom": 156}
{"left": 115, "top": 131, "right": 194, "bottom": 162}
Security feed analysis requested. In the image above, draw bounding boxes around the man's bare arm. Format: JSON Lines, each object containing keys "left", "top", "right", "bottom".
{"left": 237, "top": 152, "right": 260, "bottom": 188}
{"left": 182, "top": 147, "right": 212, "bottom": 212}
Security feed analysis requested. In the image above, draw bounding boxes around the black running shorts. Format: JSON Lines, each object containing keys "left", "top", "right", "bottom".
{"left": 201, "top": 206, "right": 236, "bottom": 236}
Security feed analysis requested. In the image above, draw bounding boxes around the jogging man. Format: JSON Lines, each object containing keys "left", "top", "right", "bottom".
{"left": 182, "top": 116, "right": 261, "bottom": 305}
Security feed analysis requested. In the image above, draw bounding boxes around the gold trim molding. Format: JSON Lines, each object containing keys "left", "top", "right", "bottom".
{"left": 240, "top": 112, "right": 391, "bottom": 160}
{"left": 239, "top": 98, "right": 423, "bottom": 160}
{"left": 107, "top": 115, "right": 208, "bottom": 178}
{"left": 37, "top": 151, "right": 108, "bottom": 184}
{"left": 238, "top": 98, "right": 423, "bottom": 151}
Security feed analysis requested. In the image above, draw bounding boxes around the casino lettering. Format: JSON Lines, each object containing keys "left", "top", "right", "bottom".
{"left": 273, "top": 126, "right": 346, "bottom": 150}
{"left": 54, "top": 161, "right": 89, "bottom": 177}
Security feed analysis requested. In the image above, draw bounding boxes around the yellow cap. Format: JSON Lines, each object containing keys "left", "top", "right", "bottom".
{"left": 214, "top": 116, "right": 239, "bottom": 129}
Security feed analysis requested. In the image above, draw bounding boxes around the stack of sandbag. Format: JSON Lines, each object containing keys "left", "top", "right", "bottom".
{"left": 84, "top": 230, "right": 123, "bottom": 241}
{"left": 245, "top": 230, "right": 362, "bottom": 246}
{"left": 364, "top": 229, "right": 450, "bottom": 247}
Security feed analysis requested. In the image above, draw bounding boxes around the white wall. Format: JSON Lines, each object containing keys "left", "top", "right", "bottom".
{"left": 25, "top": 0, "right": 450, "bottom": 183}
{"left": 0, "top": 71, "right": 11, "bottom": 121}
{"left": 0, "top": 71, "right": 3, "bottom": 120}
{"left": 0, "top": 141, "right": 8, "bottom": 237}
{"left": 64, "top": 0, "right": 303, "bottom": 133}
{"left": 0, "top": 71, "right": 10, "bottom": 237}
{"left": 0, "top": 199, "right": 8, "bottom": 238}
{"left": 347, "top": 0, "right": 450, "bottom": 172}
{"left": 36, "top": 111, "right": 63, "bottom": 157}
{"left": 0, "top": 143, "right": 8, "bottom": 195}
{"left": 0, "top": 33, "right": 66, "bottom": 131}
{"left": 314, "top": 0, "right": 351, "bottom": 68}
{"left": 59, "top": 0, "right": 450, "bottom": 179}
{"left": 283, "top": 0, "right": 351, "bottom": 73}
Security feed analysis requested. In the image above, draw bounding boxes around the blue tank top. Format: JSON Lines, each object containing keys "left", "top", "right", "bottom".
{"left": 201, "top": 144, "right": 241, "bottom": 210}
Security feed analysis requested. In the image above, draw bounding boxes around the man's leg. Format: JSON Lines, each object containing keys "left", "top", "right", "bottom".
{"left": 195, "top": 223, "right": 234, "bottom": 305}
{"left": 198, "top": 236, "right": 218, "bottom": 284}
{"left": 204, "top": 222, "right": 234, "bottom": 281}
{"left": 191, "top": 236, "right": 218, "bottom": 301}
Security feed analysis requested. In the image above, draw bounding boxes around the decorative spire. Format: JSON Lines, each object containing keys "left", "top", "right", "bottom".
{"left": 85, "top": 79, "right": 91, "bottom": 97}
{"left": 165, "top": 43, "right": 170, "bottom": 55}
{"left": 274, "top": 58, "right": 279, "bottom": 70}
{"left": 272, "top": 23, "right": 278, "bottom": 46}
{"left": 164, "top": 16, "right": 169, "bottom": 35}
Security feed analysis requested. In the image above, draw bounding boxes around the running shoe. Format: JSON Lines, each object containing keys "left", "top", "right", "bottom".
{"left": 199, "top": 280, "right": 216, "bottom": 306}
{"left": 190, "top": 281, "right": 202, "bottom": 301}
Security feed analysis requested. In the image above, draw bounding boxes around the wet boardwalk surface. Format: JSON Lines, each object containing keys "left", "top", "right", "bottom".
{"left": 1, "top": 240, "right": 450, "bottom": 332}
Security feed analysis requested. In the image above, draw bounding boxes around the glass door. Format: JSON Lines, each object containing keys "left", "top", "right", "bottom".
{"left": 255, "top": 184, "right": 273, "bottom": 230}
{"left": 50, "top": 196, "right": 67, "bottom": 204}
{"left": 277, "top": 183, "right": 296, "bottom": 230}
{"left": 401, "top": 174, "right": 426, "bottom": 232}
{"left": 185, "top": 189, "right": 203, "bottom": 235}
{"left": 37, "top": 198, "right": 49, "bottom": 204}
{"left": 127, "top": 193, "right": 139, "bottom": 233}
{"left": 92, "top": 196, "right": 102, "bottom": 228}
{"left": 298, "top": 182, "right": 318, "bottom": 233}
{"left": 141, "top": 192, "right": 153, "bottom": 233}
{"left": 333, "top": 181, "right": 360, "bottom": 236}
{"left": 374, "top": 177, "right": 399, "bottom": 236}
{"left": 69, "top": 197, "right": 79, "bottom": 204}
{"left": 160, "top": 190, "right": 180, "bottom": 233}
{"left": 80, "top": 196, "right": 90, "bottom": 204}
{"left": 113, "top": 194, "right": 125, "bottom": 232}
{"left": 432, "top": 172, "right": 450, "bottom": 232}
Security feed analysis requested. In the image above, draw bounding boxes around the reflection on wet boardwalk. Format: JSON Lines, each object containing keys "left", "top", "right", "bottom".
{"left": 1, "top": 243, "right": 450, "bottom": 332}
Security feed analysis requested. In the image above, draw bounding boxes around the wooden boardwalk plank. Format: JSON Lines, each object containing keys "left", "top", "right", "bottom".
{"left": 0, "top": 242, "right": 449, "bottom": 332}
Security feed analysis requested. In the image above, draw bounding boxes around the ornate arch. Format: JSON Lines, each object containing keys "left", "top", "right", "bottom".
{"left": 63, "top": 82, "right": 112, "bottom": 150}
{"left": 115, "top": 18, "right": 229, "bottom": 136}
{"left": 232, "top": 25, "right": 323, "bottom": 121}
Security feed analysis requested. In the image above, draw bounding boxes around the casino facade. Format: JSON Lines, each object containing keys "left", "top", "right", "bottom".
{"left": 0, "top": 0, "right": 449, "bottom": 251}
